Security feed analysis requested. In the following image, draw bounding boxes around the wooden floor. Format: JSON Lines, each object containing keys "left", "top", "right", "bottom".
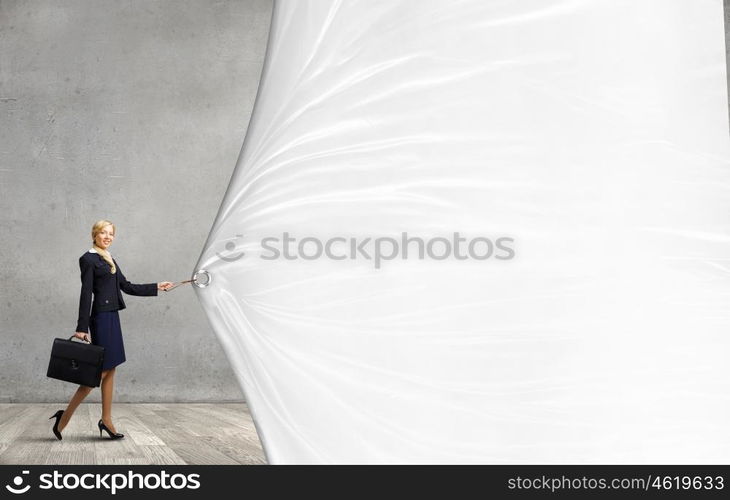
{"left": 0, "top": 403, "right": 267, "bottom": 465}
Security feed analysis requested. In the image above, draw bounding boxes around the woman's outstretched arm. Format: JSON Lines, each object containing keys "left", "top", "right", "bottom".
{"left": 115, "top": 261, "right": 174, "bottom": 295}
{"left": 116, "top": 263, "right": 158, "bottom": 296}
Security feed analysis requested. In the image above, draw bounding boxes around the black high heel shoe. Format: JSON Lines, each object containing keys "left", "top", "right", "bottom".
{"left": 98, "top": 419, "right": 124, "bottom": 439}
{"left": 49, "top": 410, "right": 64, "bottom": 440}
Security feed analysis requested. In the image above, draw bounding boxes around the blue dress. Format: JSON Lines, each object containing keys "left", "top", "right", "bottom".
{"left": 90, "top": 310, "right": 125, "bottom": 370}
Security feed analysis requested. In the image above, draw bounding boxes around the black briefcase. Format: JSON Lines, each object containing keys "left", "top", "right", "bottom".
{"left": 46, "top": 336, "right": 105, "bottom": 387}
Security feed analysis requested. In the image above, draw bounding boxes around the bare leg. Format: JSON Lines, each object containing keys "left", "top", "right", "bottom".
{"left": 100, "top": 367, "right": 117, "bottom": 433}
{"left": 59, "top": 385, "right": 93, "bottom": 432}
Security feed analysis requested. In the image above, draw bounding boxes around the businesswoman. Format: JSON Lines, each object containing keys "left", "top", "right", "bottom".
{"left": 50, "top": 219, "right": 174, "bottom": 440}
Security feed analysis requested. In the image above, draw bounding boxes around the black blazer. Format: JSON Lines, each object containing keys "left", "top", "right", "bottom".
{"left": 75, "top": 251, "right": 158, "bottom": 333}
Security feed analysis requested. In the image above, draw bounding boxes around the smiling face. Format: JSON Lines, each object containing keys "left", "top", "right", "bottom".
{"left": 94, "top": 224, "right": 115, "bottom": 250}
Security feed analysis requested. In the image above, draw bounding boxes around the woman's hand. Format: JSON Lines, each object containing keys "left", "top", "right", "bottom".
{"left": 158, "top": 281, "right": 174, "bottom": 291}
{"left": 74, "top": 332, "right": 90, "bottom": 342}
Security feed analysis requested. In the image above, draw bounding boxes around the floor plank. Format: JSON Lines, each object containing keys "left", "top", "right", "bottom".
{"left": 0, "top": 403, "right": 266, "bottom": 465}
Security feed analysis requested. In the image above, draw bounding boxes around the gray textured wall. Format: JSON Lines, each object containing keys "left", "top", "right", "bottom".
{"left": 2, "top": 1, "right": 728, "bottom": 404}
{"left": 0, "top": 0, "right": 273, "bottom": 402}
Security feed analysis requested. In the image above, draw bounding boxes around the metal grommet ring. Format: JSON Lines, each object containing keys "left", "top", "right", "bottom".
{"left": 193, "top": 269, "right": 212, "bottom": 288}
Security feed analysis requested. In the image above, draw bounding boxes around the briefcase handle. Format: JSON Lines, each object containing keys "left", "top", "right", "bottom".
{"left": 68, "top": 335, "right": 91, "bottom": 344}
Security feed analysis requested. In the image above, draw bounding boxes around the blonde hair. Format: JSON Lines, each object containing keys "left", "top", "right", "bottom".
{"left": 91, "top": 219, "right": 116, "bottom": 274}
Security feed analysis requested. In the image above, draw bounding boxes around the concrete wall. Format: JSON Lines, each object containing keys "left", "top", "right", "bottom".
{"left": 0, "top": 0, "right": 273, "bottom": 402}
{"left": 2, "top": 1, "right": 728, "bottom": 404}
